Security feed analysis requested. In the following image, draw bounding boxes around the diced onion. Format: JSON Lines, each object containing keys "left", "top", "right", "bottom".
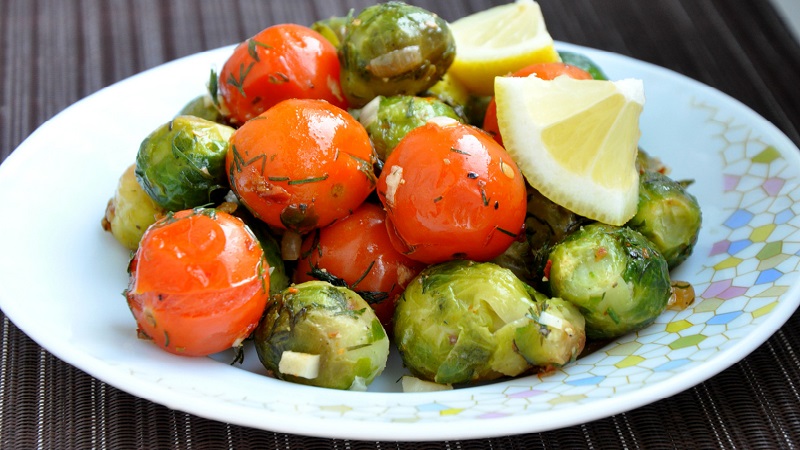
{"left": 401, "top": 376, "right": 452, "bottom": 393}
{"left": 278, "top": 351, "right": 320, "bottom": 379}
{"left": 538, "top": 311, "right": 564, "bottom": 330}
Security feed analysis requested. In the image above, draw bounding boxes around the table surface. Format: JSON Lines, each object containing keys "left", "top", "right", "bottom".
{"left": 2, "top": 0, "right": 800, "bottom": 448}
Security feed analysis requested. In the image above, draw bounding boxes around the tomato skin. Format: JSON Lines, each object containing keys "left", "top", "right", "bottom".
{"left": 126, "top": 209, "right": 270, "bottom": 357}
{"left": 376, "top": 120, "right": 527, "bottom": 264}
{"left": 227, "top": 98, "right": 376, "bottom": 234}
{"left": 218, "top": 23, "right": 347, "bottom": 125}
{"left": 483, "top": 62, "right": 593, "bottom": 145}
{"left": 294, "top": 202, "right": 426, "bottom": 327}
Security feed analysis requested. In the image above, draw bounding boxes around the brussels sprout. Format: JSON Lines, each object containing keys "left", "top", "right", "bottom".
{"left": 636, "top": 147, "right": 669, "bottom": 175}
{"left": 514, "top": 297, "right": 586, "bottom": 366}
{"left": 177, "top": 94, "right": 223, "bottom": 123}
{"left": 135, "top": 115, "right": 235, "bottom": 211}
{"left": 547, "top": 223, "right": 671, "bottom": 340}
{"left": 627, "top": 170, "right": 702, "bottom": 269}
{"left": 359, "top": 95, "right": 463, "bottom": 160}
{"left": 421, "top": 73, "right": 471, "bottom": 121}
{"left": 340, "top": 2, "right": 456, "bottom": 107}
{"left": 311, "top": 12, "right": 353, "bottom": 49}
{"left": 229, "top": 205, "right": 290, "bottom": 295}
{"left": 253, "top": 281, "right": 390, "bottom": 390}
{"left": 393, "top": 260, "right": 586, "bottom": 384}
{"left": 491, "top": 239, "right": 534, "bottom": 284}
{"left": 525, "top": 186, "right": 589, "bottom": 251}
{"left": 558, "top": 51, "right": 608, "bottom": 80}
{"left": 101, "top": 164, "right": 166, "bottom": 250}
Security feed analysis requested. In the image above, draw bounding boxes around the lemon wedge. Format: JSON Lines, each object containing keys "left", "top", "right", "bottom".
{"left": 495, "top": 75, "right": 645, "bottom": 226}
{"left": 447, "top": 0, "right": 560, "bottom": 96}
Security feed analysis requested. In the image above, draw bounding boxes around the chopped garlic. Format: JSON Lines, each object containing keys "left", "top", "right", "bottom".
{"left": 401, "top": 376, "right": 452, "bottom": 393}
{"left": 538, "top": 310, "right": 564, "bottom": 330}
{"left": 278, "top": 351, "right": 320, "bottom": 379}
{"left": 383, "top": 165, "right": 404, "bottom": 208}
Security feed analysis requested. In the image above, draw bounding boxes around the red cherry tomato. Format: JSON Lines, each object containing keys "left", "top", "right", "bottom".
{"left": 226, "top": 98, "right": 376, "bottom": 234}
{"left": 483, "top": 62, "right": 593, "bottom": 145}
{"left": 126, "top": 208, "right": 270, "bottom": 356}
{"left": 376, "top": 119, "right": 527, "bottom": 264}
{"left": 294, "top": 202, "right": 426, "bottom": 327}
{"left": 218, "top": 23, "right": 348, "bottom": 125}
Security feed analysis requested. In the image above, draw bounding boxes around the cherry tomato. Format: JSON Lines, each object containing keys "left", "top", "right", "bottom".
{"left": 226, "top": 98, "right": 376, "bottom": 234}
{"left": 294, "top": 202, "right": 426, "bottom": 327}
{"left": 126, "top": 208, "right": 270, "bottom": 356}
{"left": 376, "top": 118, "right": 527, "bottom": 264}
{"left": 218, "top": 23, "right": 347, "bottom": 125}
{"left": 482, "top": 62, "right": 593, "bottom": 145}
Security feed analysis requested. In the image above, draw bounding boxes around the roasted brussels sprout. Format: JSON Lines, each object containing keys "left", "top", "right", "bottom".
{"left": 421, "top": 73, "right": 472, "bottom": 121}
{"left": 253, "top": 281, "right": 390, "bottom": 390}
{"left": 339, "top": 2, "right": 456, "bottom": 107}
{"left": 514, "top": 296, "right": 586, "bottom": 366}
{"left": 558, "top": 51, "right": 608, "bottom": 80}
{"left": 491, "top": 239, "right": 534, "bottom": 284}
{"left": 101, "top": 164, "right": 166, "bottom": 250}
{"left": 311, "top": 13, "right": 353, "bottom": 49}
{"left": 135, "top": 115, "right": 234, "bottom": 211}
{"left": 177, "top": 94, "right": 223, "bottom": 123}
{"left": 230, "top": 205, "right": 290, "bottom": 295}
{"left": 359, "top": 95, "right": 463, "bottom": 160}
{"left": 393, "top": 260, "right": 586, "bottom": 385}
{"left": 627, "top": 170, "right": 702, "bottom": 269}
{"left": 547, "top": 223, "right": 671, "bottom": 340}
{"left": 635, "top": 147, "right": 669, "bottom": 175}
{"left": 525, "top": 186, "right": 589, "bottom": 251}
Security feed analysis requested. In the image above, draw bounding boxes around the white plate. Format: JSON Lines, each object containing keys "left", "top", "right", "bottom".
{"left": 1, "top": 42, "right": 799, "bottom": 441}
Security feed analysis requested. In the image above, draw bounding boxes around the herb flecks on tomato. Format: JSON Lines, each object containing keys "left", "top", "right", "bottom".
{"left": 294, "top": 202, "right": 426, "bottom": 328}
{"left": 376, "top": 118, "right": 527, "bottom": 264}
{"left": 218, "top": 23, "right": 347, "bottom": 125}
{"left": 226, "top": 98, "right": 375, "bottom": 234}
{"left": 126, "top": 208, "right": 270, "bottom": 357}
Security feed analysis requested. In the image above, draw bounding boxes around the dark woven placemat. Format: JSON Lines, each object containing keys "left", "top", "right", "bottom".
{"left": 2, "top": 0, "right": 800, "bottom": 448}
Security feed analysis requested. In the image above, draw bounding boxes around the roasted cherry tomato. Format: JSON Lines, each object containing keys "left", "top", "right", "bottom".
{"left": 482, "top": 62, "right": 592, "bottom": 145}
{"left": 376, "top": 118, "right": 527, "bottom": 264}
{"left": 294, "top": 202, "right": 426, "bottom": 328}
{"left": 226, "top": 98, "right": 376, "bottom": 234}
{"left": 126, "top": 208, "right": 270, "bottom": 356}
{"left": 218, "top": 23, "right": 348, "bottom": 125}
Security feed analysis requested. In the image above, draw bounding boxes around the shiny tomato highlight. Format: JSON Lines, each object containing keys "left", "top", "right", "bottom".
{"left": 294, "top": 202, "right": 426, "bottom": 327}
{"left": 226, "top": 98, "right": 376, "bottom": 234}
{"left": 376, "top": 118, "right": 527, "bottom": 264}
{"left": 218, "top": 23, "right": 347, "bottom": 124}
{"left": 126, "top": 208, "right": 270, "bottom": 356}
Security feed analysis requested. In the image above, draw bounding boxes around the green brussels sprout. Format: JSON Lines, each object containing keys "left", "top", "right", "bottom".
{"left": 359, "top": 94, "right": 463, "bottom": 160}
{"left": 230, "top": 205, "right": 290, "bottom": 295}
{"left": 526, "top": 186, "right": 589, "bottom": 252}
{"left": 311, "top": 12, "right": 353, "bottom": 49}
{"left": 514, "top": 297, "right": 586, "bottom": 366}
{"left": 253, "top": 281, "right": 390, "bottom": 390}
{"left": 177, "top": 94, "right": 223, "bottom": 123}
{"left": 547, "top": 223, "right": 671, "bottom": 340}
{"left": 558, "top": 51, "right": 608, "bottom": 81}
{"left": 421, "top": 73, "right": 472, "bottom": 121}
{"left": 635, "top": 147, "right": 669, "bottom": 174}
{"left": 627, "top": 171, "right": 702, "bottom": 269}
{"left": 340, "top": 2, "right": 456, "bottom": 107}
{"left": 491, "top": 239, "right": 534, "bottom": 284}
{"left": 393, "top": 260, "right": 586, "bottom": 385}
{"left": 135, "top": 115, "right": 234, "bottom": 211}
{"left": 102, "top": 164, "right": 166, "bottom": 250}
